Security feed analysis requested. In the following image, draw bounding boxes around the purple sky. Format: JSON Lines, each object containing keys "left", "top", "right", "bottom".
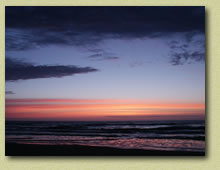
{"left": 5, "top": 7, "right": 205, "bottom": 104}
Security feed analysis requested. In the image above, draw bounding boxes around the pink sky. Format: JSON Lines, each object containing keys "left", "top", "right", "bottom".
{"left": 6, "top": 99, "right": 205, "bottom": 121}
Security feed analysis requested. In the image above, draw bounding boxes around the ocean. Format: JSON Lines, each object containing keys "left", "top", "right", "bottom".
{"left": 6, "top": 120, "right": 205, "bottom": 153}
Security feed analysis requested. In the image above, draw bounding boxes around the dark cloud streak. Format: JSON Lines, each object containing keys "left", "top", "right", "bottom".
{"left": 6, "top": 58, "right": 99, "bottom": 81}
{"left": 88, "top": 50, "right": 119, "bottom": 61}
{"left": 5, "top": 91, "right": 15, "bottom": 95}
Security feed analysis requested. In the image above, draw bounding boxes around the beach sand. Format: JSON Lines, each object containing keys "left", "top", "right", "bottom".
{"left": 5, "top": 143, "right": 205, "bottom": 156}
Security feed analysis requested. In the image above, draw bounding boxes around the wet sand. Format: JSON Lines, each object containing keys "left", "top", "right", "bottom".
{"left": 5, "top": 143, "right": 205, "bottom": 156}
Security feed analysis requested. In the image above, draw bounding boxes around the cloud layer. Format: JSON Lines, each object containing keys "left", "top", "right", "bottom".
{"left": 168, "top": 33, "right": 205, "bottom": 65}
{"left": 6, "top": 6, "right": 205, "bottom": 51}
{"left": 6, "top": 58, "right": 98, "bottom": 81}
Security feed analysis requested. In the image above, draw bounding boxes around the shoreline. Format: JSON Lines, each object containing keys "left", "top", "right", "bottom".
{"left": 5, "top": 143, "right": 205, "bottom": 156}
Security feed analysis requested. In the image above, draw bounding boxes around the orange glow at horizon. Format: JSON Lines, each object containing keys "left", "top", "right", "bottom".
{"left": 6, "top": 99, "right": 205, "bottom": 121}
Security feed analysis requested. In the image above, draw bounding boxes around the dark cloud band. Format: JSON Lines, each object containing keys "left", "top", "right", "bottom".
{"left": 6, "top": 6, "right": 205, "bottom": 51}
{"left": 6, "top": 58, "right": 99, "bottom": 81}
{"left": 5, "top": 91, "right": 15, "bottom": 95}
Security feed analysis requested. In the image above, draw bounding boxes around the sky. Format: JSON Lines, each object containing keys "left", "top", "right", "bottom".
{"left": 5, "top": 6, "right": 205, "bottom": 121}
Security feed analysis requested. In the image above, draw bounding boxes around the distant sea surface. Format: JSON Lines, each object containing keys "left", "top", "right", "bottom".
{"left": 6, "top": 120, "right": 205, "bottom": 152}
